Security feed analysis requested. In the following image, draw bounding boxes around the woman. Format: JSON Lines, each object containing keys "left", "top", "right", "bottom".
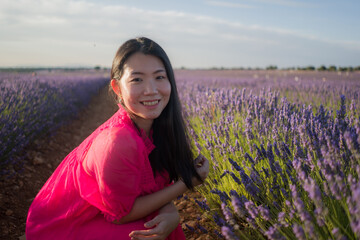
{"left": 26, "top": 37, "right": 209, "bottom": 240}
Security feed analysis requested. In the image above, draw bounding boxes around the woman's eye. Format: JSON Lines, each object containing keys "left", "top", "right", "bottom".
{"left": 156, "top": 75, "right": 166, "bottom": 80}
{"left": 131, "top": 78, "right": 142, "bottom": 82}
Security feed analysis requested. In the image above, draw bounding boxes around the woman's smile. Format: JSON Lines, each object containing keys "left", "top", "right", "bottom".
{"left": 141, "top": 100, "right": 160, "bottom": 106}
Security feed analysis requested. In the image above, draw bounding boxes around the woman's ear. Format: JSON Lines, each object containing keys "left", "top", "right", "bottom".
{"left": 111, "top": 79, "right": 121, "bottom": 95}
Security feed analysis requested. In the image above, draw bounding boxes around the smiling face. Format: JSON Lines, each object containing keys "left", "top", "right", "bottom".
{"left": 111, "top": 52, "right": 171, "bottom": 133}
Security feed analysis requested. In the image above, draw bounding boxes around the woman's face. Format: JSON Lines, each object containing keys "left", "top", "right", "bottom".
{"left": 113, "top": 52, "right": 171, "bottom": 131}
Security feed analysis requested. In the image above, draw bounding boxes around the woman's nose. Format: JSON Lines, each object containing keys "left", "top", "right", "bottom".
{"left": 144, "top": 79, "right": 158, "bottom": 95}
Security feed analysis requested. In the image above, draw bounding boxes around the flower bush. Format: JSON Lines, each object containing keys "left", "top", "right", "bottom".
{"left": 0, "top": 70, "right": 108, "bottom": 176}
{"left": 176, "top": 70, "right": 360, "bottom": 240}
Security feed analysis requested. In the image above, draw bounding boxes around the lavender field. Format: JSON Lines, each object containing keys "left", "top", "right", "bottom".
{"left": 1, "top": 69, "right": 359, "bottom": 239}
{"left": 175, "top": 70, "right": 360, "bottom": 239}
{"left": 0, "top": 70, "right": 108, "bottom": 176}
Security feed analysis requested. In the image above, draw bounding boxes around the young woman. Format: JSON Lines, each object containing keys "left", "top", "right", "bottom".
{"left": 26, "top": 37, "right": 209, "bottom": 240}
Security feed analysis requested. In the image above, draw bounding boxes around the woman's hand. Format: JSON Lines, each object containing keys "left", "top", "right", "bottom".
{"left": 192, "top": 154, "right": 209, "bottom": 186}
{"left": 129, "top": 203, "right": 180, "bottom": 240}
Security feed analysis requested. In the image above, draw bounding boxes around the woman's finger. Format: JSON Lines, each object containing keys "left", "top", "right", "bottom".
{"left": 144, "top": 215, "right": 161, "bottom": 228}
{"left": 130, "top": 235, "right": 159, "bottom": 240}
{"left": 129, "top": 228, "right": 156, "bottom": 237}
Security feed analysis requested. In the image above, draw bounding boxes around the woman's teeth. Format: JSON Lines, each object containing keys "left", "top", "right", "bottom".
{"left": 142, "top": 100, "right": 159, "bottom": 106}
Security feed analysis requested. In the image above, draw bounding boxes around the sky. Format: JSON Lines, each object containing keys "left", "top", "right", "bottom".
{"left": 0, "top": 0, "right": 360, "bottom": 69}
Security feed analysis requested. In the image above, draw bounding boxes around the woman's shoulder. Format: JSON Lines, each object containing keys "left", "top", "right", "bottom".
{"left": 84, "top": 126, "right": 145, "bottom": 173}
{"left": 95, "top": 125, "right": 143, "bottom": 150}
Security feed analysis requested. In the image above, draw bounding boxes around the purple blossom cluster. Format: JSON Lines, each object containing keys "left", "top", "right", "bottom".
{"left": 1, "top": 70, "right": 108, "bottom": 176}
{"left": 176, "top": 70, "right": 360, "bottom": 239}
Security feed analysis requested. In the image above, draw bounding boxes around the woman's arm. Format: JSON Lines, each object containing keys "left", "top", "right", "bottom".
{"left": 114, "top": 180, "right": 187, "bottom": 224}
{"left": 114, "top": 154, "right": 209, "bottom": 224}
{"left": 128, "top": 202, "right": 180, "bottom": 239}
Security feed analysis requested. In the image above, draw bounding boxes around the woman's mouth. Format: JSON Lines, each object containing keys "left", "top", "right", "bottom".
{"left": 141, "top": 100, "right": 160, "bottom": 106}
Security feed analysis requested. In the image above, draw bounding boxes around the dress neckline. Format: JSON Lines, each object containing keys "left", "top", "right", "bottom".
{"left": 117, "top": 104, "right": 155, "bottom": 154}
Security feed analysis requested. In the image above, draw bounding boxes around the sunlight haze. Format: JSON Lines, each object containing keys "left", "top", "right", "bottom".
{"left": 0, "top": 0, "right": 359, "bottom": 69}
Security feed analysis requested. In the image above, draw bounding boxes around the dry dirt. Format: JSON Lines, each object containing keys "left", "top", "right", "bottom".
{"left": 0, "top": 87, "right": 218, "bottom": 240}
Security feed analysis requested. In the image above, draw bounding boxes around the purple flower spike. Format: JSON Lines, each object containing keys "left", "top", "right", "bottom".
{"left": 214, "top": 229, "right": 223, "bottom": 238}
{"left": 221, "top": 202, "right": 233, "bottom": 222}
{"left": 265, "top": 226, "right": 286, "bottom": 240}
{"left": 230, "top": 172, "right": 242, "bottom": 185}
{"left": 196, "top": 223, "right": 208, "bottom": 234}
{"left": 244, "top": 152, "right": 255, "bottom": 165}
{"left": 293, "top": 224, "right": 306, "bottom": 240}
{"left": 213, "top": 212, "right": 227, "bottom": 227}
{"left": 278, "top": 212, "right": 289, "bottom": 227}
{"left": 244, "top": 201, "right": 259, "bottom": 219}
{"left": 231, "top": 194, "right": 247, "bottom": 218}
{"left": 185, "top": 223, "right": 195, "bottom": 232}
{"left": 195, "top": 199, "right": 210, "bottom": 211}
{"left": 228, "top": 158, "right": 242, "bottom": 171}
{"left": 258, "top": 205, "right": 271, "bottom": 221}
{"left": 221, "top": 226, "right": 239, "bottom": 240}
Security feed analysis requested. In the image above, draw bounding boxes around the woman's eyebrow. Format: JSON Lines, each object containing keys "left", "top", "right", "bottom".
{"left": 153, "top": 69, "right": 166, "bottom": 74}
{"left": 130, "top": 69, "right": 166, "bottom": 75}
{"left": 130, "top": 71, "right": 144, "bottom": 75}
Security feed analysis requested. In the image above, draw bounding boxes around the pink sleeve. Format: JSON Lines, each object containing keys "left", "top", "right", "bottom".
{"left": 80, "top": 127, "right": 144, "bottom": 222}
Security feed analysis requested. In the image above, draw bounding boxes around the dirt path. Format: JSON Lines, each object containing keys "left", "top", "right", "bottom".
{"left": 0, "top": 86, "right": 215, "bottom": 240}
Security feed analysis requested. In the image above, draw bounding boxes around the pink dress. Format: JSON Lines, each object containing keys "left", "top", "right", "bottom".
{"left": 26, "top": 105, "right": 186, "bottom": 240}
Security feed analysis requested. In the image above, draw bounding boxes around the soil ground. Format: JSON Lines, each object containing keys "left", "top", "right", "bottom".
{"left": 0, "top": 87, "right": 218, "bottom": 240}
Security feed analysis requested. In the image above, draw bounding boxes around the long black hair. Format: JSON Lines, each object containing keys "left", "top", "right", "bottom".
{"left": 110, "top": 37, "right": 201, "bottom": 189}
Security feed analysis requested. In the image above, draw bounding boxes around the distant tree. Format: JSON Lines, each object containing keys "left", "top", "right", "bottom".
{"left": 94, "top": 65, "right": 101, "bottom": 70}
{"left": 328, "top": 65, "right": 337, "bottom": 71}
{"left": 354, "top": 66, "right": 360, "bottom": 71}
{"left": 317, "top": 65, "right": 327, "bottom": 71}
{"left": 266, "top": 65, "right": 278, "bottom": 70}
{"left": 306, "top": 65, "right": 315, "bottom": 71}
{"left": 338, "top": 66, "right": 353, "bottom": 72}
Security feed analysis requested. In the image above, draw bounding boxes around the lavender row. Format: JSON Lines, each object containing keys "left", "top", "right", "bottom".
{"left": 0, "top": 70, "right": 108, "bottom": 176}
{"left": 175, "top": 70, "right": 360, "bottom": 239}
{"left": 176, "top": 69, "right": 360, "bottom": 115}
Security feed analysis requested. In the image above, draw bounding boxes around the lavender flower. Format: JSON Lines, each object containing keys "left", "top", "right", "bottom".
{"left": 195, "top": 199, "right": 210, "bottom": 211}
{"left": 244, "top": 152, "right": 255, "bottom": 165}
{"left": 292, "top": 224, "right": 306, "bottom": 240}
{"left": 229, "top": 172, "right": 242, "bottom": 185}
{"left": 213, "top": 212, "right": 227, "bottom": 227}
{"left": 221, "top": 226, "right": 239, "bottom": 240}
{"left": 221, "top": 202, "right": 233, "bottom": 222}
{"left": 228, "top": 158, "right": 241, "bottom": 171}
{"left": 244, "top": 201, "right": 259, "bottom": 219}
{"left": 220, "top": 170, "right": 230, "bottom": 178}
{"left": 265, "top": 226, "right": 286, "bottom": 240}
{"left": 185, "top": 223, "right": 195, "bottom": 232}
{"left": 196, "top": 223, "right": 208, "bottom": 234}
{"left": 214, "top": 230, "right": 223, "bottom": 238}
{"left": 211, "top": 189, "right": 231, "bottom": 203}
{"left": 258, "top": 205, "right": 271, "bottom": 221}
{"left": 278, "top": 212, "right": 289, "bottom": 227}
{"left": 231, "top": 193, "right": 247, "bottom": 218}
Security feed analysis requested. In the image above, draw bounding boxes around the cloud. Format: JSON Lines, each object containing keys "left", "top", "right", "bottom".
{"left": 205, "top": 0, "right": 255, "bottom": 8}
{"left": 204, "top": 0, "right": 316, "bottom": 8}
{"left": 248, "top": 0, "right": 316, "bottom": 8}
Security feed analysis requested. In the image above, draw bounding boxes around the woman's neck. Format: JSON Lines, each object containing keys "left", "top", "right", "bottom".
{"left": 132, "top": 116, "right": 153, "bottom": 137}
